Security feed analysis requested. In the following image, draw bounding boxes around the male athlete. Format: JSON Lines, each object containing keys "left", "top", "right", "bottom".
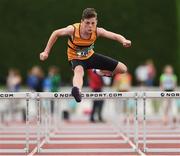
{"left": 40, "top": 8, "right": 131, "bottom": 102}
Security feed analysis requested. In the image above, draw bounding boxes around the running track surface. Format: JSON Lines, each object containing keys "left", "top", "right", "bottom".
{"left": 0, "top": 120, "right": 180, "bottom": 156}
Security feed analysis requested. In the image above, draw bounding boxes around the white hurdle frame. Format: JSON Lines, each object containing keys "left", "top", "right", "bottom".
{"left": 0, "top": 92, "right": 31, "bottom": 153}
{"left": 0, "top": 91, "right": 180, "bottom": 154}
{"left": 38, "top": 91, "right": 137, "bottom": 153}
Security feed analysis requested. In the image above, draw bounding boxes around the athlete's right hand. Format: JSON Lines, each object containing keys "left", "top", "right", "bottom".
{"left": 40, "top": 52, "right": 49, "bottom": 61}
{"left": 122, "top": 39, "right": 131, "bottom": 48}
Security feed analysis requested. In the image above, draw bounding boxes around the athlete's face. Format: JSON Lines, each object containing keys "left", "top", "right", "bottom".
{"left": 81, "top": 17, "right": 97, "bottom": 34}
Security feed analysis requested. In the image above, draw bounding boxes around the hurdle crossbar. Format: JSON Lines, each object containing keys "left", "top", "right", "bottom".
{"left": 144, "top": 91, "right": 180, "bottom": 98}
{"left": 0, "top": 92, "right": 30, "bottom": 99}
{"left": 1, "top": 91, "right": 180, "bottom": 99}
{"left": 38, "top": 91, "right": 136, "bottom": 99}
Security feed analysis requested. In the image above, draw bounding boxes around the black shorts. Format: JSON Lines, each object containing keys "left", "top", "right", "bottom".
{"left": 69, "top": 53, "right": 118, "bottom": 71}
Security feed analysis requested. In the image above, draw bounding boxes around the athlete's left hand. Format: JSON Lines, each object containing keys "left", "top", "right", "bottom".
{"left": 122, "top": 39, "right": 131, "bottom": 48}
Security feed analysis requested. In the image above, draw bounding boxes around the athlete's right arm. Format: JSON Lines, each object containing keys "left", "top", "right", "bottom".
{"left": 40, "top": 25, "right": 74, "bottom": 61}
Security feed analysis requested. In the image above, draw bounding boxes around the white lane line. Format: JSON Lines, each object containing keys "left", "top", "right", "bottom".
{"left": 112, "top": 124, "right": 146, "bottom": 156}
{"left": 119, "top": 131, "right": 146, "bottom": 156}
{"left": 27, "top": 139, "right": 45, "bottom": 156}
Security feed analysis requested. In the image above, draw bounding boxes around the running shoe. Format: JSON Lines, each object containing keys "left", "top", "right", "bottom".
{"left": 71, "top": 87, "right": 82, "bottom": 102}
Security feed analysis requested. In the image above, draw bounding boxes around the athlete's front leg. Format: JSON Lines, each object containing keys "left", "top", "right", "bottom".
{"left": 73, "top": 65, "right": 84, "bottom": 89}
{"left": 71, "top": 65, "right": 84, "bottom": 102}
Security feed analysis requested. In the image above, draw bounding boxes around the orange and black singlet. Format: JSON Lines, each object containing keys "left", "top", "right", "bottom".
{"left": 67, "top": 23, "right": 97, "bottom": 61}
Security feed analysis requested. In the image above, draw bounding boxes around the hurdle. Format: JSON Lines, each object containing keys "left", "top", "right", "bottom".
{"left": 0, "top": 92, "right": 31, "bottom": 153}
{"left": 0, "top": 92, "right": 51, "bottom": 154}
{"left": 142, "top": 91, "right": 180, "bottom": 153}
{"left": 37, "top": 91, "right": 138, "bottom": 153}
{"left": 1, "top": 91, "right": 180, "bottom": 154}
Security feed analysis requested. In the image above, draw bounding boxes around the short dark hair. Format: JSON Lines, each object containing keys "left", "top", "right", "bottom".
{"left": 82, "top": 8, "right": 97, "bottom": 20}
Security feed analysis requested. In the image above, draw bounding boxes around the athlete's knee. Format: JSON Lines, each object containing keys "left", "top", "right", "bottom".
{"left": 120, "top": 63, "right": 128, "bottom": 73}
{"left": 74, "top": 65, "right": 84, "bottom": 76}
{"left": 114, "top": 62, "right": 127, "bottom": 74}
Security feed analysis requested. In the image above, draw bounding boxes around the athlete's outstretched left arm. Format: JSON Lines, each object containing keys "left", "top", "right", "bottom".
{"left": 97, "top": 27, "right": 131, "bottom": 48}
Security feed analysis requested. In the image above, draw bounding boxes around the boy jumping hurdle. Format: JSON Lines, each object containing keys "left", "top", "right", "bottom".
{"left": 40, "top": 8, "right": 131, "bottom": 102}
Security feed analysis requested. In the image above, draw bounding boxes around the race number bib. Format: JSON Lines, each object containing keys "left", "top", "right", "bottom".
{"left": 76, "top": 44, "right": 94, "bottom": 57}
{"left": 77, "top": 49, "right": 89, "bottom": 57}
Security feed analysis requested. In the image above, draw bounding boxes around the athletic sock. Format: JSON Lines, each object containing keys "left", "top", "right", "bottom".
{"left": 92, "top": 69, "right": 112, "bottom": 77}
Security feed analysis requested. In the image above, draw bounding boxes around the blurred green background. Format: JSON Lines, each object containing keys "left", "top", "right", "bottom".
{"left": 0, "top": 0, "right": 179, "bottom": 85}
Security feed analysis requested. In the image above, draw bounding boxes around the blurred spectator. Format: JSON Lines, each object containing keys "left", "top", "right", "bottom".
{"left": 6, "top": 68, "right": 22, "bottom": 92}
{"left": 160, "top": 65, "right": 178, "bottom": 125}
{"left": 145, "top": 59, "right": 157, "bottom": 114}
{"left": 43, "top": 66, "right": 61, "bottom": 114}
{"left": 113, "top": 72, "right": 133, "bottom": 119}
{"left": 43, "top": 66, "right": 61, "bottom": 91}
{"left": 113, "top": 72, "right": 132, "bottom": 92}
{"left": 88, "top": 69, "right": 104, "bottom": 122}
{"left": 49, "top": 66, "right": 61, "bottom": 92}
{"left": 135, "top": 63, "right": 148, "bottom": 86}
{"left": 145, "top": 59, "right": 156, "bottom": 86}
{"left": 5, "top": 68, "right": 25, "bottom": 122}
{"left": 27, "top": 66, "right": 44, "bottom": 92}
